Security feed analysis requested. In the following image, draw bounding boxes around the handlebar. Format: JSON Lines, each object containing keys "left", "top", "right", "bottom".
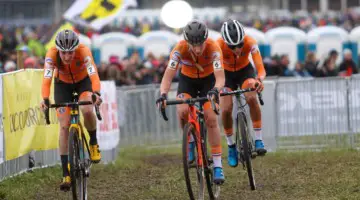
{"left": 44, "top": 94, "right": 102, "bottom": 125}
{"left": 166, "top": 96, "right": 209, "bottom": 105}
{"left": 158, "top": 85, "right": 264, "bottom": 121}
{"left": 158, "top": 96, "right": 210, "bottom": 121}
{"left": 220, "top": 87, "right": 264, "bottom": 106}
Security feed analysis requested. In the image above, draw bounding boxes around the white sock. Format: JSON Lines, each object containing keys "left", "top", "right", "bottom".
{"left": 254, "top": 128, "right": 262, "bottom": 141}
{"left": 212, "top": 155, "right": 222, "bottom": 168}
{"left": 226, "top": 134, "right": 235, "bottom": 146}
{"left": 189, "top": 134, "right": 194, "bottom": 143}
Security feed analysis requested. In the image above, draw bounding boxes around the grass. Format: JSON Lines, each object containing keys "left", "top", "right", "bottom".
{"left": 1, "top": 146, "right": 360, "bottom": 200}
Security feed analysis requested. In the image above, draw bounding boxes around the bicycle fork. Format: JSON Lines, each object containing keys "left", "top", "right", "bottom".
{"left": 79, "top": 125, "right": 92, "bottom": 177}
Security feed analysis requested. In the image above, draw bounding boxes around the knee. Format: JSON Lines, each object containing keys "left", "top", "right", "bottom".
{"left": 81, "top": 106, "right": 93, "bottom": 118}
{"left": 205, "top": 115, "right": 218, "bottom": 129}
{"left": 177, "top": 107, "right": 188, "bottom": 120}
{"left": 221, "top": 104, "right": 232, "bottom": 116}
{"left": 59, "top": 125, "right": 69, "bottom": 135}
{"left": 246, "top": 94, "right": 258, "bottom": 106}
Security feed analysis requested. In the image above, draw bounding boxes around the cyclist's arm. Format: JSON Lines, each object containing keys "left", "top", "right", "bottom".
{"left": 160, "top": 59, "right": 179, "bottom": 95}
{"left": 212, "top": 51, "right": 225, "bottom": 90}
{"left": 160, "top": 47, "right": 182, "bottom": 95}
{"left": 82, "top": 48, "right": 101, "bottom": 93}
{"left": 250, "top": 44, "right": 266, "bottom": 80}
{"left": 41, "top": 57, "right": 55, "bottom": 99}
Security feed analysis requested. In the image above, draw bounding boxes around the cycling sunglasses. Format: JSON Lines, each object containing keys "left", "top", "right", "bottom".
{"left": 227, "top": 41, "right": 244, "bottom": 50}
{"left": 59, "top": 50, "right": 75, "bottom": 55}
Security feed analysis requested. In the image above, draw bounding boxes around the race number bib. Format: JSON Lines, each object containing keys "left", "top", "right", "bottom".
{"left": 213, "top": 60, "right": 222, "bottom": 70}
{"left": 167, "top": 60, "right": 178, "bottom": 70}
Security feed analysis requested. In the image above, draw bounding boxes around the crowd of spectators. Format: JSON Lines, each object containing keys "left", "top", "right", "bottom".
{"left": 264, "top": 49, "right": 358, "bottom": 79}
{"left": 1, "top": 9, "right": 360, "bottom": 85}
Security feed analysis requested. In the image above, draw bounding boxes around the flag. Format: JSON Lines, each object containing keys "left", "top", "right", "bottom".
{"left": 63, "top": 0, "right": 137, "bottom": 31}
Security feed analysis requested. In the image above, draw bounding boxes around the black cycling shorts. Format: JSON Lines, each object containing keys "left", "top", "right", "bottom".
{"left": 54, "top": 77, "right": 92, "bottom": 104}
{"left": 177, "top": 73, "right": 215, "bottom": 98}
{"left": 224, "top": 62, "right": 256, "bottom": 91}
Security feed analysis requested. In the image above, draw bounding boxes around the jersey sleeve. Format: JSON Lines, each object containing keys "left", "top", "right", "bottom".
{"left": 247, "top": 37, "right": 266, "bottom": 79}
{"left": 41, "top": 48, "right": 57, "bottom": 99}
{"left": 167, "top": 42, "right": 183, "bottom": 70}
{"left": 80, "top": 46, "right": 101, "bottom": 93}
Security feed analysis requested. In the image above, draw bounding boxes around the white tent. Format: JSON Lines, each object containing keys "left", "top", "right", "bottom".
{"left": 138, "top": 30, "right": 181, "bottom": 57}
{"left": 92, "top": 32, "right": 138, "bottom": 62}
{"left": 307, "top": 26, "right": 349, "bottom": 65}
{"left": 265, "top": 27, "right": 307, "bottom": 69}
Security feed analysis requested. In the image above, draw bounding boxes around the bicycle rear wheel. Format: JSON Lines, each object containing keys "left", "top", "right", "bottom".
{"left": 236, "top": 112, "right": 256, "bottom": 190}
{"left": 69, "top": 127, "right": 87, "bottom": 200}
{"left": 182, "top": 123, "right": 205, "bottom": 200}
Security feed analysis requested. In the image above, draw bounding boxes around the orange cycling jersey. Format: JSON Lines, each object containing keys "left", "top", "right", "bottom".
{"left": 41, "top": 44, "right": 101, "bottom": 99}
{"left": 217, "top": 35, "right": 266, "bottom": 78}
{"left": 168, "top": 38, "right": 223, "bottom": 78}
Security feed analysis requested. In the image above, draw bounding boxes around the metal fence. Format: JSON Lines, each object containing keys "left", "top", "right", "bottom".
{"left": 118, "top": 76, "right": 360, "bottom": 151}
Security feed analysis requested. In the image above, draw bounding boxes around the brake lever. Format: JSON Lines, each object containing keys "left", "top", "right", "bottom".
{"left": 254, "top": 82, "right": 264, "bottom": 106}
{"left": 158, "top": 103, "right": 168, "bottom": 121}
{"left": 210, "top": 95, "right": 220, "bottom": 115}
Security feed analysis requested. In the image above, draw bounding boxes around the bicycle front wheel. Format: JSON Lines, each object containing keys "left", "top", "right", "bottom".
{"left": 236, "top": 112, "right": 256, "bottom": 190}
{"left": 68, "top": 127, "right": 87, "bottom": 200}
{"left": 182, "top": 123, "right": 205, "bottom": 200}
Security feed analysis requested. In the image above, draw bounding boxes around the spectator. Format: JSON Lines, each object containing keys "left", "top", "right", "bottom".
{"left": 304, "top": 51, "right": 318, "bottom": 76}
{"left": 279, "top": 54, "right": 291, "bottom": 76}
{"left": 317, "top": 57, "right": 338, "bottom": 77}
{"left": 24, "top": 56, "right": 41, "bottom": 69}
{"left": 154, "top": 54, "right": 168, "bottom": 83}
{"left": 4, "top": 60, "right": 16, "bottom": 72}
{"left": 26, "top": 31, "right": 46, "bottom": 58}
{"left": 293, "top": 61, "right": 312, "bottom": 77}
{"left": 338, "top": 49, "right": 358, "bottom": 77}
{"left": 329, "top": 49, "right": 339, "bottom": 63}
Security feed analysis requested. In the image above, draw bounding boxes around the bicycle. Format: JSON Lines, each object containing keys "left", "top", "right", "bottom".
{"left": 220, "top": 86, "right": 264, "bottom": 190}
{"left": 44, "top": 91, "right": 102, "bottom": 200}
{"left": 160, "top": 93, "right": 220, "bottom": 200}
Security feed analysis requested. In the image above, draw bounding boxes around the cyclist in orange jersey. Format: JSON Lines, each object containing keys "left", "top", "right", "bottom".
{"left": 39, "top": 30, "right": 102, "bottom": 191}
{"left": 156, "top": 20, "right": 226, "bottom": 184}
{"left": 217, "top": 19, "right": 267, "bottom": 168}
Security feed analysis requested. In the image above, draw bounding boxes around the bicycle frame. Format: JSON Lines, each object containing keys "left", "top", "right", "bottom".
{"left": 187, "top": 102, "right": 206, "bottom": 167}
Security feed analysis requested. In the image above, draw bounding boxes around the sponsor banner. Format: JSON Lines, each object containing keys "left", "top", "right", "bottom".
{"left": 3, "top": 70, "right": 58, "bottom": 160}
{"left": 276, "top": 79, "right": 348, "bottom": 136}
{"left": 97, "top": 81, "right": 120, "bottom": 150}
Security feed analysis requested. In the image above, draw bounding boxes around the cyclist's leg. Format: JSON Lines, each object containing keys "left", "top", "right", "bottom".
{"left": 176, "top": 73, "right": 197, "bottom": 129}
{"left": 241, "top": 78, "right": 266, "bottom": 154}
{"left": 54, "top": 80, "right": 72, "bottom": 190}
{"left": 79, "top": 91, "right": 97, "bottom": 144}
{"left": 77, "top": 77, "right": 101, "bottom": 163}
{"left": 220, "top": 70, "right": 239, "bottom": 167}
{"left": 202, "top": 74, "right": 224, "bottom": 183}
{"left": 204, "top": 104, "right": 224, "bottom": 183}
{"left": 177, "top": 73, "right": 197, "bottom": 162}
{"left": 220, "top": 70, "right": 236, "bottom": 145}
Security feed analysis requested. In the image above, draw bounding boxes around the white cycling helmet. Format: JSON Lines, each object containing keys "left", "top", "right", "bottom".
{"left": 221, "top": 19, "right": 245, "bottom": 46}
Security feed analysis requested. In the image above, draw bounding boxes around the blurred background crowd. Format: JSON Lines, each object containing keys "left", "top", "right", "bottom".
{"left": 1, "top": 3, "right": 360, "bottom": 85}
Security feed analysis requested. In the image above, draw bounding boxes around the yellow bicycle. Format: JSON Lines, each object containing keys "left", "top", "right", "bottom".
{"left": 45, "top": 91, "right": 101, "bottom": 200}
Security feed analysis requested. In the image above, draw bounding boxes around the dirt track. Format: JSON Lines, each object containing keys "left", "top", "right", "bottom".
{"left": 1, "top": 148, "right": 360, "bottom": 200}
